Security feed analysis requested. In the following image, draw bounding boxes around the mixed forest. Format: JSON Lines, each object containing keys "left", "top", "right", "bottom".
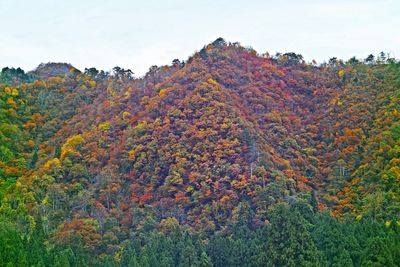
{"left": 1, "top": 38, "right": 400, "bottom": 266}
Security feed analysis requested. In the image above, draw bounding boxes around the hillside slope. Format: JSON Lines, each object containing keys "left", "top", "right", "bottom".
{"left": 1, "top": 39, "right": 400, "bottom": 264}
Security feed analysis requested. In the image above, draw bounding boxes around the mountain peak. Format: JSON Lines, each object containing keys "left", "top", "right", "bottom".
{"left": 30, "top": 62, "right": 79, "bottom": 78}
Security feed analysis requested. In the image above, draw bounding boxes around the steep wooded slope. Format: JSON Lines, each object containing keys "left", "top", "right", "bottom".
{"left": 1, "top": 40, "right": 400, "bottom": 244}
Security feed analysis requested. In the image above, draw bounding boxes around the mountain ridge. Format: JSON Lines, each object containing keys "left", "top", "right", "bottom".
{"left": 1, "top": 38, "right": 400, "bottom": 265}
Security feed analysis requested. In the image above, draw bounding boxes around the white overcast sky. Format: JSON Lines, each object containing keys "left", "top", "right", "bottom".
{"left": 0, "top": 0, "right": 399, "bottom": 76}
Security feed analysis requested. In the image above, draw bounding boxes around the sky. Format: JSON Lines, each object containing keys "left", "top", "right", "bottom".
{"left": 0, "top": 0, "right": 399, "bottom": 76}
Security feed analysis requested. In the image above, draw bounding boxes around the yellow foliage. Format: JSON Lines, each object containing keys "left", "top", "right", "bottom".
{"left": 338, "top": 69, "right": 345, "bottom": 78}
{"left": 350, "top": 177, "right": 361, "bottom": 186}
{"left": 186, "top": 186, "right": 194, "bottom": 193}
{"left": 159, "top": 87, "right": 173, "bottom": 99}
{"left": 207, "top": 78, "right": 218, "bottom": 85}
{"left": 43, "top": 158, "right": 61, "bottom": 170}
{"left": 42, "top": 194, "right": 49, "bottom": 205}
{"left": 124, "top": 89, "right": 132, "bottom": 98}
{"left": 128, "top": 150, "right": 136, "bottom": 161}
{"left": 221, "top": 123, "right": 229, "bottom": 129}
{"left": 11, "top": 88, "right": 19, "bottom": 96}
{"left": 68, "top": 135, "right": 85, "bottom": 146}
{"left": 337, "top": 100, "right": 343, "bottom": 107}
{"left": 220, "top": 195, "right": 230, "bottom": 203}
{"left": 128, "top": 144, "right": 143, "bottom": 161}
{"left": 114, "top": 250, "right": 122, "bottom": 263}
{"left": 159, "top": 88, "right": 168, "bottom": 99}
{"left": 122, "top": 111, "right": 131, "bottom": 120}
{"left": 88, "top": 80, "right": 96, "bottom": 87}
{"left": 136, "top": 121, "right": 147, "bottom": 130}
{"left": 60, "top": 135, "right": 85, "bottom": 160}
{"left": 107, "top": 83, "right": 115, "bottom": 95}
{"left": 98, "top": 121, "right": 110, "bottom": 132}
{"left": 389, "top": 158, "right": 400, "bottom": 165}
{"left": 27, "top": 140, "right": 35, "bottom": 148}
{"left": 16, "top": 181, "right": 22, "bottom": 187}
{"left": 3, "top": 87, "right": 18, "bottom": 95}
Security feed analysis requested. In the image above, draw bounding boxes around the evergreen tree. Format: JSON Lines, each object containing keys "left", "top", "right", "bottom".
{"left": 29, "top": 148, "right": 39, "bottom": 169}
{"left": 309, "top": 190, "right": 319, "bottom": 212}
{"left": 311, "top": 215, "right": 354, "bottom": 267}
{"left": 361, "top": 237, "right": 395, "bottom": 267}
{"left": 264, "top": 203, "right": 321, "bottom": 267}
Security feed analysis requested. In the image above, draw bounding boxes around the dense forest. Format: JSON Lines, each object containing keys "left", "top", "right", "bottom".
{"left": 1, "top": 38, "right": 400, "bottom": 266}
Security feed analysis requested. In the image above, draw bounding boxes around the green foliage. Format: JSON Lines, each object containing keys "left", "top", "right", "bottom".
{"left": 265, "top": 203, "right": 321, "bottom": 266}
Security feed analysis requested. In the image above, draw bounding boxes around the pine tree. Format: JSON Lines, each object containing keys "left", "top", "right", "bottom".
{"left": 265, "top": 203, "right": 321, "bottom": 267}
{"left": 309, "top": 190, "right": 319, "bottom": 212}
{"left": 361, "top": 237, "right": 395, "bottom": 267}
{"left": 29, "top": 148, "right": 38, "bottom": 169}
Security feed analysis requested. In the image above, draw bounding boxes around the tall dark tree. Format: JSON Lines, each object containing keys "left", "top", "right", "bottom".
{"left": 265, "top": 203, "right": 321, "bottom": 267}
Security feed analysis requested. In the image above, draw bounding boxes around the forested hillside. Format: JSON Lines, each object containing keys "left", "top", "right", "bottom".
{"left": 1, "top": 38, "right": 400, "bottom": 266}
